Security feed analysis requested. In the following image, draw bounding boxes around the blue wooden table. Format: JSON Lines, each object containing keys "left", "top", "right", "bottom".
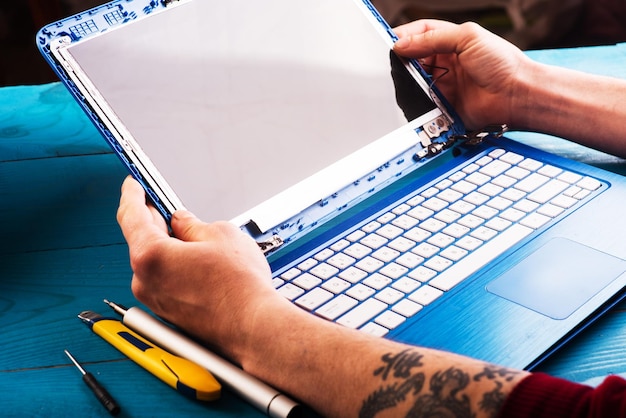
{"left": 2, "top": 43, "right": 626, "bottom": 416}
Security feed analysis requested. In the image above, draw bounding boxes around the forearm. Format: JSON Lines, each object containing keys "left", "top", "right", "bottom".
{"left": 235, "top": 300, "right": 529, "bottom": 417}
{"left": 512, "top": 60, "right": 626, "bottom": 158}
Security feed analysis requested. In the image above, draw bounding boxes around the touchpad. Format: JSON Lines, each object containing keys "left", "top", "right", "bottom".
{"left": 486, "top": 238, "right": 626, "bottom": 319}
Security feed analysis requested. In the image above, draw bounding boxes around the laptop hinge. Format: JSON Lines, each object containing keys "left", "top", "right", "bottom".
{"left": 257, "top": 235, "right": 285, "bottom": 255}
{"left": 461, "top": 124, "right": 509, "bottom": 146}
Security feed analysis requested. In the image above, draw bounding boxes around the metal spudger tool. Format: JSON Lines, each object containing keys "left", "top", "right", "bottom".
{"left": 64, "top": 349, "right": 121, "bottom": 416}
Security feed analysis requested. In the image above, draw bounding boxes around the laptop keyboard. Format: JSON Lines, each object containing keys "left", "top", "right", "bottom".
{"left": 273, "top": 148, "right": 603, "bottom": 336}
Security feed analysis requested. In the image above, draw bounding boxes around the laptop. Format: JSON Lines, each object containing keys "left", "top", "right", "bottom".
{"left": 37, "top": 0, "right": 626, "bottom": 371}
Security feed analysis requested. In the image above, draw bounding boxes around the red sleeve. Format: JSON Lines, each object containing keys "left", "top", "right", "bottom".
{"left": 498, "top": 373, "right": 626, "bottom": 418}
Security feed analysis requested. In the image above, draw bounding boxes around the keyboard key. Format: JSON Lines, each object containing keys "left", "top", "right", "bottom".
{"left": 316, "top": 294, "right": 358, "bottom": 320}
{"left": 558, "top": 171, "right": 582, "bottom": 184}
{"left": 537, "top": 203, "right": 564, "bottom": 218}
{"left": 442, "top": 223, "right": 470, "bottom": 239}
{"left": 412, "top": 242, "right": 440, "bottom": 258}
{"left": 407, "top": 206, "right": 434, "bottom": 221}
{"left": 377, "top": 212, "right": 396, "bottom": 224}
{"left": 499, "top": 152, "right": 524, "bottom": 165}
{"left": 527, "top": 179, "right": 569, "bottom": 204}
{"left": 422, "top": 197, "right": 449, "bottom": 212}
{"left": 379, "top": 263, "right": 409, "bottom": 279}
{"left": 295, "top": 288, "right": 333, "bottom": 311}
{"left": 520, "top": 212, "right": 551, "bottom": 229}
{"left": 314, "top": 248, "right": 334, "bottom": 261}
{"left": 408, "top": 266, "right": 437, "bottom": 282}
{"left": 336, "top": 299, "right": 387, "bottom": 329}
{"left": 346, "top": 283, "right": 376, "bottom": 300}
{"left": 448, "top": 200, "right": 475, "bottom": 214}
{"left": 456, "top": 235, "right": 483, "bottom": 251}
{"left": 424, "top": 256, "right": 453, "bottom": 272}
{"left": 478, "top": 183, "right": 504, "bottom": 197}
{"left": 515, "top": 172, "right": 549, "bottom": 193}
{"left": 293, "top": 273, "right": 322, "bottom": 290}
{"left": 330, "top": 239, "right": 350, "bottom": 252}
{"left": 404, "top": 227, "right": 431, "bottom": 243}
{"left": 280, "top": 267, "right": 301, "bottom": 281}
{"left": 578, "top": 176, "right": 601, "bottom": 191}
{"left": 485, "top": 217, "right": 512, "bottom": 232}
{"left": 409, "top": 285, "right": 443, "bottom": 305}
{"left": 538, "top": 164, "right": 562, "bottom": 178}
{"left": 420, "top": 218, "right": 447, "bottom": 233}
{"left": 376, "top": 224, "right": 404, "bottom": 239}
{"left": 309, "top": 263, "right": 339, "bottom": 280}
{"left": 486, "top": 196, "right": 513, "bottom": 211}
{"left": 375, "top": 287, "right": 405, "bottom": 304}
{"left": 395, "top": 252, "right": 424, "bottom": 269}
{"left": 363, "top": 273, "right": 392, "bottom": 289}
{"left": 392, "top": 299, "right": 423, "bottom": 317}
{"left": 392, "top": 277, "right": 421, "bottom": 294}
{"left": 387, "top": 236, "right": 416, "bottom": 252}
{"left": 437, "top": 188, "right": 463, "bottom": 203}
{"left": 356, "top": 256, "right": 385, "bottom": 273}
{"left": 464, "top": 191, "right": 489, "bottom": 206}
{"left": 322, "top": 277, "right": 351, "bottom": 294}
{"left": 391, "top": 214, "right": 420, "bottom": 230}
{"left": 440, "top": 245, "right": 468, "bottom": 262}
{"left": 470, "top": 226, "right": 498, "bottom": 241}
{"left": 392, "top": 203, "right": 411, "bottom": 215}
{"left": 297, "top": 258, "right": 318, "bottom": 271}
{"left": 479, "top": 159, "right": 511, "bottom": 176}
{"left": 375, "top": 310, "right": 406, "bottom": 329}
{"left": 406, "top": 195, "right": 426, "bottom": 206}
{"left": 360, "top": 322, "right": 389, "bottom": 337}
{"left": 327, "top": 252, "right": 357, "bottom": 268}
{"left": 361, "top": 221, "right": 381, "bottom": 233}
{"left": 339, "top": 266, "right": 368, "bottom": 283}
{"left": 278, "top": 283, "right": 305, "bottom": 300}
{"left": 342, "top": 243, "right": 371, "bottom": 259}
{"left": 360, "top": 233, "right": 388, "bottom": 249}
{"left": 434, "top": 208, "right": 462, "bottom": 224}
{"left": 427, "top": 233, "right": 455, "bottom": 248}
{"left": 346, "top": 230, "right": 366, "bottom": 242}
{"left": 451, "top": 180, "right": 477, "bottom": 194}
{"left": 372, "top": 247, "right": 400, "bottom": 263}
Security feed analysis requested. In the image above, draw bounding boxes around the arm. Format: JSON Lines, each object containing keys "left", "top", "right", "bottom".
{"left": 393, "top": 20, "right": 626, "bottom": 158}
{"left": 117, "top": 177, "right": 528, "bottom": 417}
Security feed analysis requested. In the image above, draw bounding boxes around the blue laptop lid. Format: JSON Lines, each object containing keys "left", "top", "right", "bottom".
{"left": 36, "top": 0, "right": 469, "bottom": 249}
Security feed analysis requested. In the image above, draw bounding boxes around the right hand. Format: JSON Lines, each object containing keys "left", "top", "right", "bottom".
{"left": 393, "top": 20, "right": 534, "bottom": 131}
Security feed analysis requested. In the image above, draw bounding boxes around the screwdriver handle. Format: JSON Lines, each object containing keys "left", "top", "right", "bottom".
{"left": 82, "top": 372, "right": 121, "bottom": 416}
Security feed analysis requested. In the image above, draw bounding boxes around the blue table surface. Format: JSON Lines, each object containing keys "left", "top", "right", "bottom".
{"left": 2, "top": 43, "right": 626, "bottom": 416}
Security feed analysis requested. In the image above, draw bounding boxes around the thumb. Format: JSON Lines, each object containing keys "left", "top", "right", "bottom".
{"left": 170, "top": 210, "right": 210, "bottom": 242}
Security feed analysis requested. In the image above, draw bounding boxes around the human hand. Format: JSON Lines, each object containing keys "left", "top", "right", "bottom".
{"left": 393, "top": 20, "right": 534, "bottom": 131}
{"left": 116, "top": 176, "right": 283, "bottom": 361}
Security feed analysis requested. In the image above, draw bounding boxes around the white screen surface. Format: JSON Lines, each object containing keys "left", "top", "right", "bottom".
{"left": 66, "top": 0, "right": 437, "bottom": 226}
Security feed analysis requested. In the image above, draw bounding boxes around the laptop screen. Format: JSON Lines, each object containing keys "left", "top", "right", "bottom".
{"left": 64, "top": 0, "right": 438, "bottom": 223}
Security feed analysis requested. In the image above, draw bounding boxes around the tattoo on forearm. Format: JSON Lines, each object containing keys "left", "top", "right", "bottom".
{"left": 360, "top": 349, "right": 426, "bottom": 418}
{"left": 360, "top": 350, "right": 522, "bottom": 418}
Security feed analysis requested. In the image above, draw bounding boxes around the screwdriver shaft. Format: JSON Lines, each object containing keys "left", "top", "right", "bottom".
{"left": 65, "top": 349, "right": 121, "bottom": 416}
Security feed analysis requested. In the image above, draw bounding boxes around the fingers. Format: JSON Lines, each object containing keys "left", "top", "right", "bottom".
{"left": 393, "top": 20, "right": 481, "bottom": 58}
{"left": 117, "top": 176, "right": 168, "bottom": 247}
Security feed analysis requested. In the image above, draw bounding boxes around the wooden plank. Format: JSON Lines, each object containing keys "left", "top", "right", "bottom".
{"left": 0, "top": 153, "right": 127, "bottom": 254}
{"left": 0, "top": 243, "right": 265, "bottom": 417}
{"left": 1, "top": 360, "right": 261, "bottom": 417}
{"left": 0, "top": 83, "right": 109, "bottom": 162}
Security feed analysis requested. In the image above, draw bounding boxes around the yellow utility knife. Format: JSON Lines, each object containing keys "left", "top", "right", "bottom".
{"left": 78, "top": 310, "right": 221, "bottom": 402}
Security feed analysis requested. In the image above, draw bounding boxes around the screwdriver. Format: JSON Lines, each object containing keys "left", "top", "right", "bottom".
{"left": 64, "top": 349, "right": 121, "bottom": 416}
